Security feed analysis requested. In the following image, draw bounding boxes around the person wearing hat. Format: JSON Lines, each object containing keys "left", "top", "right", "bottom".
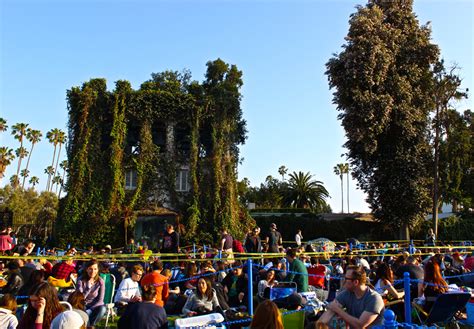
{"left": 50, "top": 310, "right": 86, "bottom": 329}
{"left": 265, "top": 223, "right": 282, "bottom": 253}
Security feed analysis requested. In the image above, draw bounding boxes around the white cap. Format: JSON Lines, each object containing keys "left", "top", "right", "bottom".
{"left": 50, "top": 310, "right": 85, "bottom": 329}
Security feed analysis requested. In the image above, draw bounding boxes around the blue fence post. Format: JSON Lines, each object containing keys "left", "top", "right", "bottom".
{"left": 404, "top": 272, "right": 412, "bottom": 324}
{"left": 383, "top": 309, "right": 398, "bottom": 329}
{"left": 218, "top": 250, "right": 222, "bottom": 260}
{"left": 193, "top": 243, "right": 196, "bottom": 257}
{"left": 247, "top": 258, "right": 253, "bottom": 316}
{"left": 409, "top": 240, "right": 414, "bottom": 255}
{"left": 36, "top": 247, "right": 41, "bottom": 256}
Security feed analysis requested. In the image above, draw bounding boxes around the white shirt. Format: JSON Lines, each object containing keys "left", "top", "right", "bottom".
{"left": 114, "top": 277, "right": 141, "bottom": 303}
{"left": 0, "top": 308, "right": 18, "bottom": 329}
{"left": 295, "top": 233, "right": 302, "bottom": 246}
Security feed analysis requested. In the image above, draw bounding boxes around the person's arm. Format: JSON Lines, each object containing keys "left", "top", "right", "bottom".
{"left": 182, "top": 294, "right": 197, "bottom": 316}
{"left": 212, "top": 290, "right": 220, "bottom": 310}
{"left": 114, "top": 279, "right": 130, "bottom": 303}
{"left": 418, "top": 283, "right": 425, "bottom": 297}
{"left": 89, "top": 279, "right": 106, "bottom": 309}
{"left": 327, "top": 300, "right": 379, "bottom": 329}
{"left": 163, "top": 279, "right": 169, "bottom": 302}
{"left": 175, "top": 232, "right": 180, "bottom": 252}
{"left": 387, "top": 282, "right": 404, "bottom": 299}
{"left": 220, "top": 238, "right": 225, "bottom": 251}
{"left": 35, "top": 296, "right": 46, "bottom": 327}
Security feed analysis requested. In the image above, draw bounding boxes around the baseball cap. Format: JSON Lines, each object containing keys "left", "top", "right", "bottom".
{"left": 105, "top": 244, "right": 112, "bottom": 250}
{"left": 50, "top": 311, "right": 85, "bottom": 329}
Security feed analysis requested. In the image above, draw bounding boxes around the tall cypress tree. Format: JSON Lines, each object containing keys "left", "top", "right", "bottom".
{"left": 326, "top": 0, "right": 439, "bottom": 238}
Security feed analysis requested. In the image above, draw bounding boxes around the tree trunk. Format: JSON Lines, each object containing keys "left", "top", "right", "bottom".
{"left": 340, "top": 177, "right": 344, "bottom": 213}
{"left": 346, "top": 172, "right": 350, "bottom": 213}
{"left": 432, "top": 106, "right": 440, "bottom": 236}
{"left": 399, "top": 224, "right": 410, "bottom": 241}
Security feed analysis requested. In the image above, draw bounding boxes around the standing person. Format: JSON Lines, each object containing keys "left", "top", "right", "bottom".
{"left": 295, "top": 229, "right": 303, "bottom": 247}
{"left": 118, "top": 285, "right": 168, "bottom": 329}
{"left": 219, "top": 228, "right": 234, "bottom": 264}
{"left": 317, "top": 265, "right": 385, "bottom": 328}
{"left": 76, "top": 260, "right": 106, "bottom": 327}
{"left": 425, "top": 228, "right": 436, "bottom": 246}
{"left": 265, "top": 223, "right": 282, "bottom": 253}
{"left": 124, "top": 238, "right": 137, "bottom": 254}
{"left": 0, "top": 227, "right": 14, "bottom": 254}
{"left": 244, "top": 227, "right": 262, "bottom": 253}
{"left": 141, "top": 260, "right": 169, "bottom": 308}
{"left": 161, "top": 224, "right": 180, "bottom": 254}
{"left": 18, "top": 282, "right": 63, "bottom": 329}
{"left": 284, "top": 248, "right": 308, "bottom": 293}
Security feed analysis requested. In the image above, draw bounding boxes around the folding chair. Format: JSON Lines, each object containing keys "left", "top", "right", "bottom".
{"left": 100, "top": 272, "right": 116, "bottom": 329}
{"left": 412, "top": 292, "right": 470, "bottom": 327}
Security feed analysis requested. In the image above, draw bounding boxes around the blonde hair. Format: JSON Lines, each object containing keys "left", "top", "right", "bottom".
{"left": 250, "top": 300, "right": 283, "bottom": 329}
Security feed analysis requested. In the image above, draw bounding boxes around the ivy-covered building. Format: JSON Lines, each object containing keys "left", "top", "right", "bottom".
{"left": 56, "top": 59, "right": 253, "bottom": 247}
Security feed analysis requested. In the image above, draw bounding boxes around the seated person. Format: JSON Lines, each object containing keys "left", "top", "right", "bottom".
{"left": 76, "top": 260, "right": 106, "bottom": 327}
{"left": 182, "top": 277, "right": 220, "bottom": 316}
{"left": 51, "top": 258, "right": 77, "bottom": 282}
{"left": 0, "top": 294, "right": 18, "bottom": 329}
{"left": 257, "top": 269, "right": 277, "bottom": 299}
{"left": 114, "top": 265, "right": 143, "bottom": 308}
{"left": 419, "top": 260, "right": 448, "bottom": 313}
{"left": 374, "top": 262, "right": 404, "bottom": 300}
{"left": 222, "top": 261, "right": 248, "bottom": 307}
{"left": 118, "top": 285, "right": 168, "bottom": 329}
{"left": 317, "top": 265, "right": 384, "bottom": 328}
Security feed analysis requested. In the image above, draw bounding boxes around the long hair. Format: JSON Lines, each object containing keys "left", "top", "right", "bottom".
{"left": 375, "top": 262, "right": 393, "bottom": 284}
{"left": 250, "top": 300, "right": 284, "bottom": 329}
{"left": 424, "top": 261, "right": 448, "bottom": 294}
{"left": 196, "top": 277, "right": 214, "bottom": 300}
{"left": 18, "top": 282, "right": 63, "bottom": 329}
{"left": 68, "top": 290, "right": 86, "bottom": 311}
{"left": 0, "top": 293, "right": 17, "bottom": 312}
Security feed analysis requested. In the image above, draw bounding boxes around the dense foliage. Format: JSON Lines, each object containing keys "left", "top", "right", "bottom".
{"left": 57, "top": 59, "right": 253, "bottom": 246}
{"left": 326, "top": 0, "right": 440, "bottom": 237}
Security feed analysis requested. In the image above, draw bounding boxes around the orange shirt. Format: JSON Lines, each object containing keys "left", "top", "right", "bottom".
{"left": 141, "top": 271, "right": 169, "bottom": 307}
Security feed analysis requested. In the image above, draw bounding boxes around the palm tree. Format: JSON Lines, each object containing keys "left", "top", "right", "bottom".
{"left": 58, "top": 160, "right": 68, "bottom": 198}
{"left": 20, "top": 169, "right": 30, "bottom": 186}
{"left": 0, "top": 118, "right": 7, "bottom": 132}
{"left": 22, "top": 129, "right": 42, "bottom": 188}
{"left": 44, "top": 166, "right": 55, "bottom": 190}
{"left": 334, "top": 164, "right": 346, "bottom": 213}
{"left": 29, "top": 176, "right": 39, "bottom": 189}
{"left": 10, "top": 175, "right": 19, "bottom": 188}
{"left": 284, "top": 171, "right": 330, "bottom": 211}
{"left": 52, "top": 175, "right": 62, "bottom": 194}
{"left": 11, "top": 123, "right": 29, "bottom": 184}
{"left": 51, "top": 130, "right": 66, "bottom": 192}
{"left": 46, "top": 128, "right": 63, "bottom": 191}
{"left": 278, "top": 165, "right": 288, "bottom": 181}
{"left": 0, "top": 147, "right": 15, "bottom": 182}
{"left": 14, "top": 147, "right": 29, "bottom": 187}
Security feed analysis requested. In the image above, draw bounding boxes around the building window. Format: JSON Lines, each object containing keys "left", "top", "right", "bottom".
{"left": 125, "top": 170, "right": 137, "bottom": 190}
{"left": 176, "top": 169, "right": 190, "bottom": 192}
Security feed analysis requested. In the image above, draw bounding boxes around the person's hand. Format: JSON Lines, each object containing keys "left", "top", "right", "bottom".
{"left": 187, "top": 311, "right": 197, "bottom": 316}
{"left": 130, "top": 295, "right": 141, "bottom": 302}
{"left": 36, "top": 297, "right": 46, "bottom": 314}
{"left": 327, "top": 300, "right": 343, "bottom": 314}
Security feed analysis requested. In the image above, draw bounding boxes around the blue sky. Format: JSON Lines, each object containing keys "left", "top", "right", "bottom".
{"left": 0, "top": 0, "right": 472, "bottom": 213}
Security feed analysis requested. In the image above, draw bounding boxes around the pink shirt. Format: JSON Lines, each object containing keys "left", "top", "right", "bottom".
{"left": 0, "top": 234, "right": 13, "bottom": 252}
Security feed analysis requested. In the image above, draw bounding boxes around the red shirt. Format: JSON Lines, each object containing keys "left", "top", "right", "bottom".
{"left": 308, "top": 264, "right": 327, "bottom": 288}
{"left": 51, "top": 262, "right": 76, "bottom": 280}
{"left": 141, "top": 271, "right": 169, "bottom": 307}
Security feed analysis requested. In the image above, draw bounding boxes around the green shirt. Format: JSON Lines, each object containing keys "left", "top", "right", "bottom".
{"left": 285, "top": 258, "right": 309, "bottom": 292}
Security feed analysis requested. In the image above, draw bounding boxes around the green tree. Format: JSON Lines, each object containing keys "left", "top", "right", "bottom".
{"left": 439, "top": 109, "right": 472, "bottom": 212}
{"left": 0, "top": 118, "right": 7, "bottom": 132}
{"left": 11, "top": 123, "right": 29, "bottom": 185}
{"left": 326, "top": 0, "right": 439, "bottom": 238}
{"left": 44, "top": 166, "right": 55, "bottom": 189}
{"left": 58, "top": 160, "right": 68, "bottom": 199}
{"left": 284, "top": 171, "right": 330, "bottom": 211}
{"left": 333, "top": 163, "right": 348, "bottom": 213}
{"left": 22, "top": 129, "right": 43, "bottom": 188}
{"left": 29, "top": 176, "right": 40, "bottom": 189}
{"left": 0, "top": 147, "right": 15, "bottom": 182}
{"left": 46, "top": 128, "right": 64, "bottom": 191}
{"left": 430, "top": 61, "right": 467, "bottom": 234}
{"left": 278, "top": 165, "right": 288, "bottom": 181}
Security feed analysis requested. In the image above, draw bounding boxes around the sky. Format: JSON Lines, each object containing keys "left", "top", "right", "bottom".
{"left": 0, "top": 0, "right": 472, "bottom": 213}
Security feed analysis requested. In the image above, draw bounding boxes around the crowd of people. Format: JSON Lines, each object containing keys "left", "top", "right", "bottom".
{"left": 0, "top": 223, "right": 472, "bottom": 328}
